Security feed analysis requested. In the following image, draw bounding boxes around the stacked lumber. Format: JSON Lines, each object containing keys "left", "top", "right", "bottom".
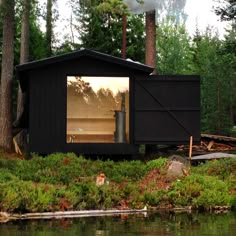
{"left": 177, "top": 134, "right": 236, "bottom": 155}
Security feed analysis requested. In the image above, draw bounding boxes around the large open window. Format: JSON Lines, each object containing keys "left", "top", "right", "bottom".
{"left": 67, "top": 76, "right": 130, "bottom": 143}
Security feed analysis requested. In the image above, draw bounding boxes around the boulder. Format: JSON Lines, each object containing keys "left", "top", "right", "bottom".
{"left": 167, "top": 160, "right": 188, "bottom": 181}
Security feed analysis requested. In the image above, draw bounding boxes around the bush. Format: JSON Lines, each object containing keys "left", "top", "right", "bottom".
{"left": 144, "top": 189, "right": 167, "bottom": 206}
{"left": 0, "top": 179, "right": 85, "bottom": 213}
{"left": 0, "top": 180, "right": 55, "bottom": 212}
{"left": 145, "top": 158, "right": 168, "bottom": 172}
{"left": 168, "top": 174, "right": 234, "bottom": 208}
{"left": 104, "top": 160, "right": 146, "bottom": 182}
{"left": 192, "top": 159, "right": 236, "bottom": 180}
{"left": 0, "top": 153, "right": 235, "bottom": 212}
{"left": 0, "top": 170, "right": 19, "bottom": 183}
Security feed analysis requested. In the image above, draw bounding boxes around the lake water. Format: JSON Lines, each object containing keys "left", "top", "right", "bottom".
{"left": 0, "top": 211, "right": 236, "bottom": 235}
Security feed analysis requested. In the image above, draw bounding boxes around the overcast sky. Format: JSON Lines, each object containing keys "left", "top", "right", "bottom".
{"left": 39, "top": 0, "right": 229, "bottom": 40}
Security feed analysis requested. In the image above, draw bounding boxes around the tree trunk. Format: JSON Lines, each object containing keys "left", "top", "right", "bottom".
{"left": 122, "top": 14, "right": 127, "bottom": 59}
{"left": 0, "top": 0, "right": 3, "bottom": 133}
{"left": 145, "top": 10, "right": 157, "bottom": 155}
{"left": 230, "top": 80, "right": 234, "bottom": 126}
{"left": 18, "top": 0, "right": 30, "bottom": 117}
{"left": 46, "top": 0, "right": 53, "bottom": 56}
{"left": 145, "top": 10, "right": 156, "bottom": 74}
{"left": 217, "top": 79, "right": 221, "bottom": 133}
{"left": 0, "top": 0, "right": 15, "bottom": 152}
{"left": 16, "top": 0, "right": 30, "bottom": 150}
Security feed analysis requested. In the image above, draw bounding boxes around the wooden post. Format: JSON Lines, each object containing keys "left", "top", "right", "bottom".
{"left": 189, "top": 136, "right": 193, "bottom": 159}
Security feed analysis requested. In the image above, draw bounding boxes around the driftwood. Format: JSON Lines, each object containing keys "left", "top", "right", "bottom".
{"left": 13, "top": 137, "right": 22, "bottom": 155}
{"left": 0, "top": 208, "right": 148, "bottom": 221}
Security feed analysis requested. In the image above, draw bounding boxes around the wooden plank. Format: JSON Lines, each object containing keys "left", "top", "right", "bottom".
{"left": 191, "top": 152, "right": 236, "bottom": 161}
{"left": 201, "top": 134, "right": 236, "bottom": 143}
{"left": 207, "top": 140, "right": 214, "bottom": 150}
{"left": 67, "top": 117, "right": 115, "bottom": 120}
{"left": 67, "top": 131, "right": 114, "bottom": 135}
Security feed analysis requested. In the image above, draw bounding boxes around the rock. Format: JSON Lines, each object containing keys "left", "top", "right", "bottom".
{"left": 169, "top": 155, "right": 189, "bottom": 166}
{"left": 166, "top": 160, "right": 187, "bottom": 181}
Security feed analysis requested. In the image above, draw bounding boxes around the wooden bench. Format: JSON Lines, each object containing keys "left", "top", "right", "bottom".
{"left": 67, "top": 130, "right": 114, "bottom": 143}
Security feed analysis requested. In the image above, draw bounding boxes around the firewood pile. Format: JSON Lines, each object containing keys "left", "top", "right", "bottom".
{"left": 177, "top": 134, "right": 236, "bottom": 155}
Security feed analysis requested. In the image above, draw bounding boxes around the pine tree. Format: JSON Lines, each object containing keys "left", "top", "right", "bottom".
{"left": 215, "top": 0, "right": 236, "bottom": 21}
{"left": 0, "top": 0, "right": 15, "bottom": 151}
{"left": 71, "top": 0, "right": 145, "bottom": 61}
{"left": 15, "top": 0, "right": 30, "bottom": 150}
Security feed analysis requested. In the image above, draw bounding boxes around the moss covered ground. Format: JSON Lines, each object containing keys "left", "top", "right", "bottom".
{"left": 0, "top": 150, "right": 235, "bottom": 213}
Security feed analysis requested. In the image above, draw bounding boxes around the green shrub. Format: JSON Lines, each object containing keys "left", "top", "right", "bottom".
{"left": 12, "top": 153, "right": 87, "bottom": 185}
{"left": 0, "top": 180, "right": 55, "bottom": 212}
{"left": 146, "top": 158, "right": 168, "bottom": 172}
{"left": 0, "top": 158, "right": 19, "bottom": 170}
{"left": 101, "top": 160, "right": 146, "bottom": 182}
{"left": 193, "top": 189, "right": 233, "bottom": 208}
{"left": 168, "top": 174, "right": 234, "bottom": 208}
{"left": 0, "top": 170, "right": 19, "bottom": 183}
{"left": 192, "top": 159, "right": 236, "bottom": 180}
{"left": 144, "top": 189, "right": 167, "bottom": 206}
{"left": 0, "top": 153, "right": 235, "bottom": 212}
{"left": 98, "top": 184, "right": 123, "bottom": 209}
{"left": 0, "top": 179, "right": 82, "bottom": 213}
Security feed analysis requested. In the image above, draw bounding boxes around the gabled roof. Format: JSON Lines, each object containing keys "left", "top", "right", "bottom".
{"left": 16, "top": 48, "right": 154, "bottom": 74}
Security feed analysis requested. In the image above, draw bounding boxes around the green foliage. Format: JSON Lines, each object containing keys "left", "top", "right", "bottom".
{"left": 143, "top": 189, "right": 167, "bottom": 206}
{"left": 67, "top": 180, "right": 123, "bottom": 210}
{"left": 97, "top": 0, "right": 127, "bottom": 15}
{"left": 0, "top": 180, "right": 56, "bottom": 213}
{"left": 192, "top": 158, "right": 236, "bottom": 180}
{"left": 145, "top": 157, "right": 168, "bottom": 171}
{"left": 192, "top": 27, "right": 236, "bottom": 134}
{"left": 192, "top": 158, "right": 236, "bottom": 191}
{"left": 0, "top": 170, "right": 19, "bottom": 183}
{"left": 168, "top": 174, "right": 234, "bottom": 208}
{"left": 0, "top": 154, "right": 235, "bottom": 213}
{"left": 156, "top": 21, "right": 236, "bottom": 135}
{"left": 105, "top": 160, "right": 146, "bottom": 182}
{"left": 156, "top": 18, "right": 194, "bottom": 74}
{"left": 71, "top": 0, "right": 145, "bottom": 62}
{"left": 0, "top": 0, "right": 48, "bottom": 120}
{"left": 215, "top": 0, "right": 236, "bottom": 21}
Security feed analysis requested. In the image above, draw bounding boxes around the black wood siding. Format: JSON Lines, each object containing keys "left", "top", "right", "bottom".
{"left": 133, "top": 75, "right": 200, "bottom": 144}
{"left": 26, "top": 55, "right": 200, "bottom": 155}
{"left": 29, "top": 58, "right": 144, "bottom": 154}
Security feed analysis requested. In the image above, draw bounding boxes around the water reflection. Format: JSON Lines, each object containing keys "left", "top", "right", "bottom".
{"left": 0, "top": 212, "right": 236, "bottom": 236}
{"left": 66, "top": 76, "right": 130, "bottom": 143}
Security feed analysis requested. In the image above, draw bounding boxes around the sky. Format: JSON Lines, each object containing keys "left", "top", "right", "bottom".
{"left": 39, "top": 0, "right": 230, "bottom": 40}
{"left": 184, "top": 0, "right": 228, "bottom": 37}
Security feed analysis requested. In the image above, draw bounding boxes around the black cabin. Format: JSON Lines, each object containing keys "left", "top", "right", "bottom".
{"left": 16, "top": 49, "right": 200, "bottom": 155}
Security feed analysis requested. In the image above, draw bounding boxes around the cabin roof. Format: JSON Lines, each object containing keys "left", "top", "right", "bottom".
{"left": 16, "top": 48, "right": 154, "bottom": 74}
